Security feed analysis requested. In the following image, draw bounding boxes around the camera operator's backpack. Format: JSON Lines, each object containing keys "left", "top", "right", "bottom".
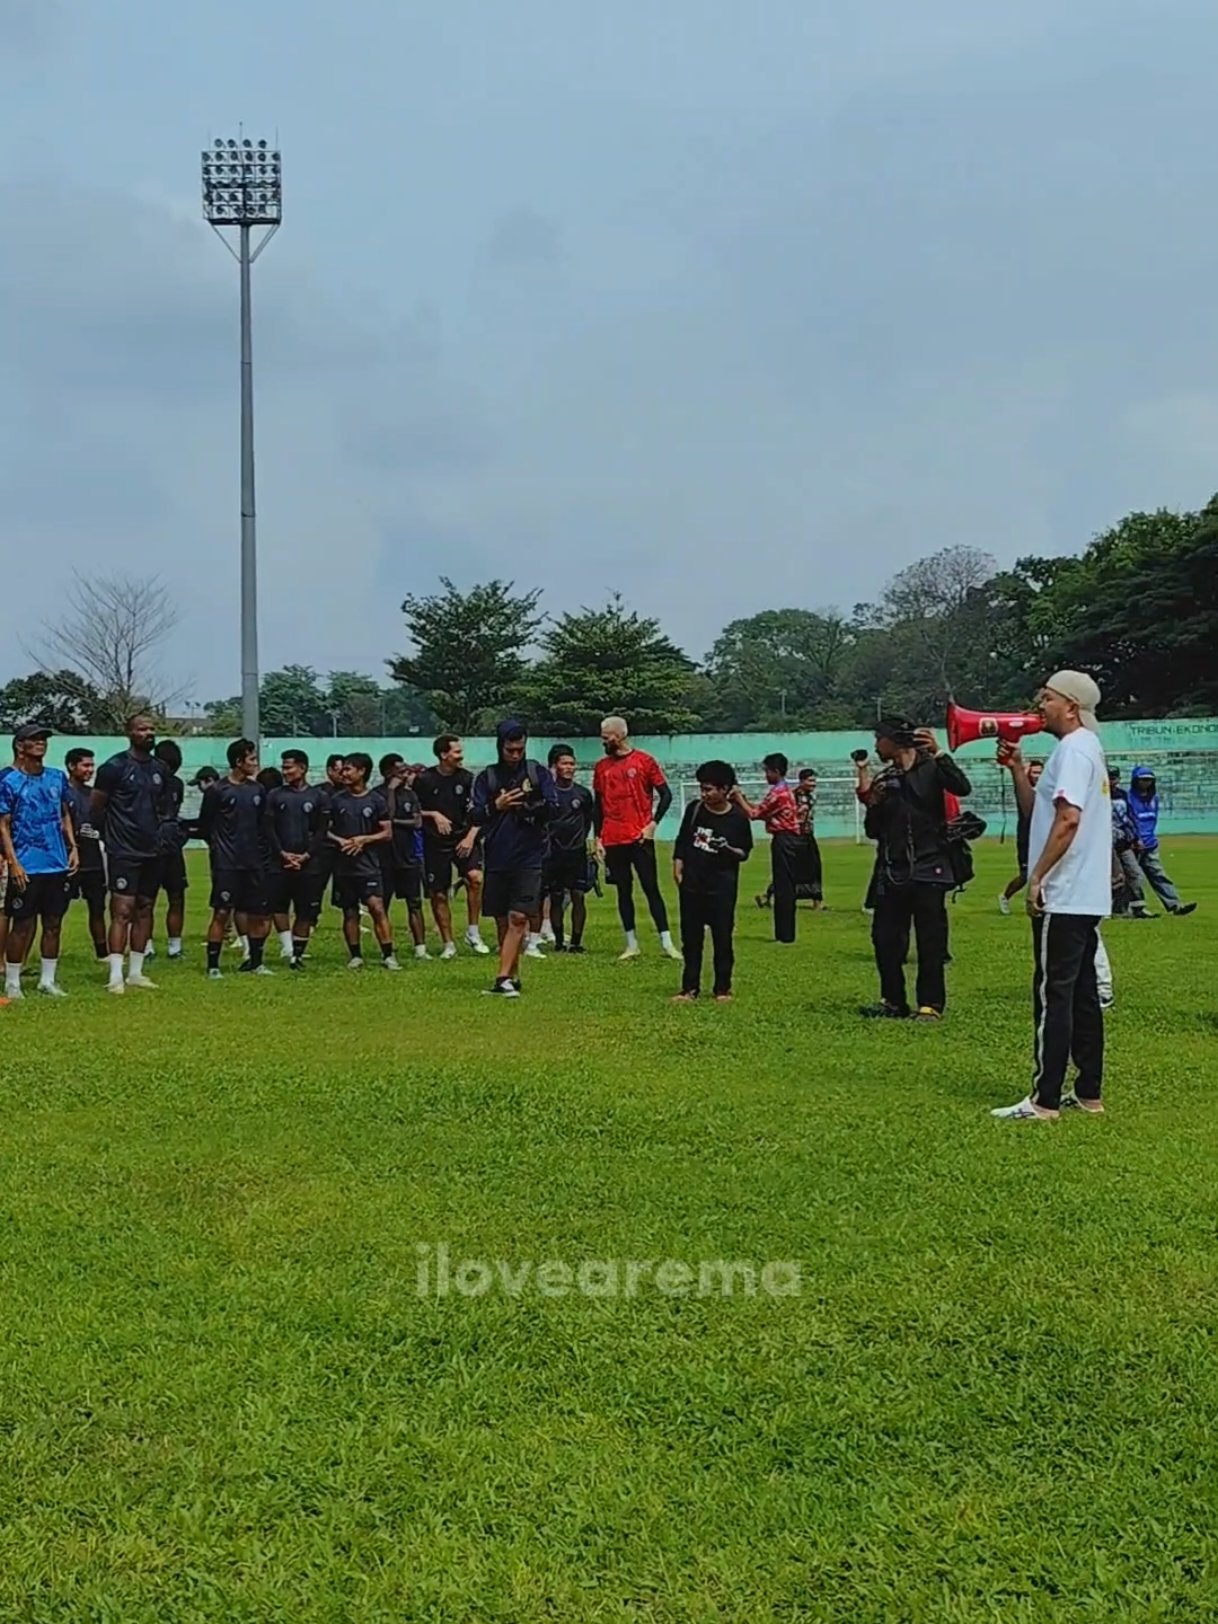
{"left": 945, "top": 809, "right": 987, "bottom": 892}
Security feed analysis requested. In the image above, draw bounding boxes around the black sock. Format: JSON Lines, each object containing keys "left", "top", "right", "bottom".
{"left": 291, "top": 937, "right": 308, "bottom": 961}
{"left": 570, "top": 926, "right": 583, "bottom": 947}
{"left": 247, "top": 936, "right": 265, "bottom": 968}
{"left": 93, "top": 942, "right": 108, "bottom": 960}
{"left": 207, "top": 942, "right": 222, "bottom": 971}
{"left": 348, "top": 939, "right": 363, "bottom": 960}
{"left": 380, "top": 939, "right": 395, "bottom": 961}
{"left": 552, "top": 913, "right": 565, "bottom": 949}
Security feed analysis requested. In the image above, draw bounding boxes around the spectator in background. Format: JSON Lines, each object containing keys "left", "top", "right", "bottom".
{"left": 999, "top": 760, "right": 1044, "bottom": 914}
{"left": 1110, "top": 772, "right": 1152, "bottom": 919}
{"left": 733, "top": 753, "right": 801, "bottom": 944}
{"left": 793, "top": 769, "right": 825, "bottom": 910}
{"left": 1127, "top": 766, "right": 1197, "bottom": 917}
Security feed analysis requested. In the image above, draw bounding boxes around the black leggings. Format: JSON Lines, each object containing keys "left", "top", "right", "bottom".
{"left": 605, "top": 841, "right": 670, "bottom": 934}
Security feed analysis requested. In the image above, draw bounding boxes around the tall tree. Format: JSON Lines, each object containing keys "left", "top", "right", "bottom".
{"left": 261, "top": 665, "right": 328, "bottom": 735}
{"left": 0, "top": 669, "right": 109, "bottom": 733}
{"left": 703, "top": 609, "right": 853, "bottom": 729}
{"left": 518, "top": 595, "right": 702, "bottom": 735}
{"left": 31, "top": 572, "right": 184, "bottom": 728}
{"left": 389, "top": 578, "right": 544, "bottom": 731}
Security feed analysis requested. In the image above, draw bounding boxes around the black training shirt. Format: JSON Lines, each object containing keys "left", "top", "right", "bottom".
{"left": 265, "top": 783, "right": 330, "bottom": 864}
{"left": 94, "top": 751, "right": 171, "bottom": 859}
{"left": 548, "top": 781, "right": 594, "bottom": 856}
{"left": 328, "top": 789, "right": 390, "bottom": 877}
{"left": 199, "top": 777, "right": 266, "bottom": 870}
{"left": 65, "top": 781, "right": 105, "bottom": 872}
{"left": 415, "top": 767, "right": 474, "bottom": 843}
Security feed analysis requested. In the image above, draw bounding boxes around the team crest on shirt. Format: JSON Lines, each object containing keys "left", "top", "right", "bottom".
{"left": 253, "top": 795, "right": 262, "bottom": 807}
{"left": 363, "top": 806, "right": 373, "bottom": 819}
{"left": 304, "top": 802, "right": 313, "bottom": 813}
{"left": 153, "top": 774, "right": 162, "bottom": 787}
{"left": 456, "top": 784, "right": 465, "bottom": 796}
{"left": 627, "top": 768, "right": 637, "bottom": 778}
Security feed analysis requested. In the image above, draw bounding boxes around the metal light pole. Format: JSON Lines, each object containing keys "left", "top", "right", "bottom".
{"left": 201, "top": 136, "right": 282, "bottom": 743}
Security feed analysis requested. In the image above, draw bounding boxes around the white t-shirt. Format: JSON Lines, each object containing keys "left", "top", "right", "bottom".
{"left": 1027, "top": 728, "right": 1111, "bottom": 918}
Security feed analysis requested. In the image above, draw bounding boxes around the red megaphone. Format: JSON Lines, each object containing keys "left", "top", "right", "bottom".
{"left": 947, "top": 702, "right": 1044, "bottom": 752}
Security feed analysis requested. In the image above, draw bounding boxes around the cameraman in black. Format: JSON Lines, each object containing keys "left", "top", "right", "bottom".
{"left": 862, "top": 716, "right": 971, "bottom": 1021}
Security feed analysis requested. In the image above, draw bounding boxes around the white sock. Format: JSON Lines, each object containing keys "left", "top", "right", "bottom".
{"left": 527, "top": 933, "right": 540, "bottom": 948}
{"left": 6, "top": 961, "right": 22, "bottom": 995}
{"left": 279, "top": 930, "right": 294, "bottom": 955}
{"left": 466, "top": 925, "right": 482, "bottom": 942}
{"left": 625, "top": 929, "right": 639, "bottom": 951}
{"left": 127, "top": 950, "right": 145, "bottom": 981}
{"left": 168, "top": 937, "right": 182, "bottom": 954}
{"left": 39, "top": 957, "right": 58, "bottom": 988}
{"left": 107, "top": 952, "right": 125, "bottom": 988}
{"left": 660, "top": 930, "right": 675, "bottom": 951}
{"left": 240, "top": 935, "right": 250, "bottom": 959}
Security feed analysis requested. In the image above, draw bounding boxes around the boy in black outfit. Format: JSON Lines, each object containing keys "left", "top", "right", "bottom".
{"left": 672, "top": 760, "right": 753, "bottom": 1002}
{"left": 543, "top": 744, "right": 594, "bottom": 953}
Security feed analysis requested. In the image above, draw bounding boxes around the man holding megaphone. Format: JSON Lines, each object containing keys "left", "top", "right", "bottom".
{"left": 991, "top": 671, "right": 1110, "bottom": 1122}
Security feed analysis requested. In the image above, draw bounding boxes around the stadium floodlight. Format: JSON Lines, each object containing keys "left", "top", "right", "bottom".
{"left": 201, "top": 133, "right": 283, "bottom": 743}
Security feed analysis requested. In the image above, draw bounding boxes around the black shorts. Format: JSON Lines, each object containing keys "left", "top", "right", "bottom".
{"left": 385, "top": 863, "right": 423, "bottom": 908}
{"left": 332, "top": 870, "right": 386, "bottom": 913}
{"left": 267, "top": 865, "right": 325, "bottom": 924}
{"left": 68, "top": 868, "right": 108, "bottom": 912}
{"left": 423, "top": 840, "right": 483, "bottom": 895}
{"left": 158, "top": 849, "right": 189, "bottom": 896}
{"left": 108, "top": 855, "right": 162, "bottom": 901}
{"left": 544, "top": 850, "right": 592, "bottom": 899}
{"left": 483, "top": 866, "right": 543, "bottom": 920}
{"left": 4, "top": 871, "right": 72, "bottom": 921}
{"left": 209, "top": 868, "right": 270, "bottom": 916}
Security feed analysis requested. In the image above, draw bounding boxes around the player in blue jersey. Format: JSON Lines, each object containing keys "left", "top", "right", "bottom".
{"left": 0, "top": 724, "right": 79, "bottom": 1000}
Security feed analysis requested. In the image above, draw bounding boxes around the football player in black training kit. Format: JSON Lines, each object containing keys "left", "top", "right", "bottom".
{"left": 149, "top": 738, "right": 189, "bottom": 961}
{"left": 543, "top": 745, "right": 594, "bottom": 953}
{"left": 265, "top": 750, "right": 331, "bottom": 968}
{"left": 416, "top": 734, "right": 490, "bottom": 960}
{"left": 327, "top": 752, "right": 399, "bottom": 970}
{"left": 91, "top": 715, "right": 172, "bottom": 993}
{"left": 198, "top": 739, "right": 273, "bottom": 978}
{"left": 64, "top": 748, "right": 108, "bottom": 960}
{"left": 376, "top": 753, "right": 429, "bottom": 961}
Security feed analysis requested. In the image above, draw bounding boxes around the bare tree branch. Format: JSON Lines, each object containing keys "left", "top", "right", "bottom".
{"left": 27, "top": 572, "right": 187, "bottom": 729}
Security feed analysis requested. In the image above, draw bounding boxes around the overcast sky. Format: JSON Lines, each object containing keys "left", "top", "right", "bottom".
{"left": 3, "top": 0, "right": 1216, "bottom": 702}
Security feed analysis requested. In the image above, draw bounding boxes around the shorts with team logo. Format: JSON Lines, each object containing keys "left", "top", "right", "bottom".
{"left": 332, "top": 869, "right": 386, "bottom": 913}
{"left": 209, "top": 867, "right": 270, "bottom": 916}
{"left": 423, "top": 838, "right": 484, "bottom": 894}
{"left": 107, "top": 855, "right": 162, "bottom": 901}
{"left": 268, "top": 865, "right": 325, "bottom": 924}
{"left": 4, "top": 871, "right": 72, "bottom": 920}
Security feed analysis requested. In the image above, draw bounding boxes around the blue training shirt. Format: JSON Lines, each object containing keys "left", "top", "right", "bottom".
{"left": 0, "top": 766, "right": 71, "bottom": 874}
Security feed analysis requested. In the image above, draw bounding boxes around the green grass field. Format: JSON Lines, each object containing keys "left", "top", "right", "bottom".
{"left": 1, "top": 840, "right": 1216, "bottom": 1622}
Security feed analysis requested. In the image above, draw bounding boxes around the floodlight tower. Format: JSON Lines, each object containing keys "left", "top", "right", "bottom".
{"left": 201, "top": 136, "right": 282, "bottom": 743}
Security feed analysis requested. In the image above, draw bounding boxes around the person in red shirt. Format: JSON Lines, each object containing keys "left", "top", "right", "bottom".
{"left": 731, "top": 752, "right": 802, "bottom": 944}
{"left": 592, "top": 716, "right": 680, "bottom": 962}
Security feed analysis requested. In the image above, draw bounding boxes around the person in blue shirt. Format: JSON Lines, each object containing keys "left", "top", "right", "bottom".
{"left": 464, "top": 720, "right": 558, "bottom": 999}
{"left": 1127, "top": 766, "right": 1196, "bottom": 917}
{"left": 0, "top": 723, "right": 79, "bottom": 1000}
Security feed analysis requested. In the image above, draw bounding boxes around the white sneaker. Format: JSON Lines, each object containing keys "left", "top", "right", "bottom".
{"left": 38, "top": 982, "right": 68, "bottom": 998}
{"left": 1061, "top": 1093, "right": 1105, "bottom": 1114}
{"left": 441, "top": 943, "right": 458, "bottom": 961}
{"left": 383, "top": 955, "right": 402, "bottom": 971}
{"left": 414, "top": 947, "right": 432, "bottom": 961}
{"left": 144, "top": 942, "right": 157, "bottom": 960}
{"left": 126, "top": 975, "right": 158, "bottom": 991}
{"left": 998, "top": 895, "right": 1011, "bottom": 916}
{"left": 247, "top": 964, "right": 274, "bottom": 977}
{"left": 107, "top": 981, "right": 126, "bottom": 996}
{"left": 167, "top": 950, "right": 184, "bottom": 962}
{"left": 991, "top": 1095, "right": 1058, "bottom": 1121}
{"left": 661, "top": 943, "right": 682, "bottom": 962}
{"left": 467, "top": 935, "right": 491, "bottom": 956}
{"left": 280, "top": 947, "right": 295, "bottom": 961}
{"left": 618, "top": 946, "right": 641, "bottom": 962}
{"left": 4, "top": 986, "right": 23, "bottom": 1001}
{"left": 347, "top": 957, "right": 365, "bottom": 971}
{"left": 207, "top": 968, "right": 223, "bottom": 980}
{"left": 524, "top": 943, "right": 546, "bottom": 960}
{"left": 540, "top": 927, "right": 556, "bottom": 945}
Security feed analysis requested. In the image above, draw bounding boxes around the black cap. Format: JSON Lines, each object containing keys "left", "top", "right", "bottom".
{"left": 12, "top": 722, "right": 53, "bottom": 745}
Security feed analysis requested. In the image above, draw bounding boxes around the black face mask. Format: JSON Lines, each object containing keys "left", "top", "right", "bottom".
{"left": 602, "top": 739, "right": 619, "bottom": 755}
